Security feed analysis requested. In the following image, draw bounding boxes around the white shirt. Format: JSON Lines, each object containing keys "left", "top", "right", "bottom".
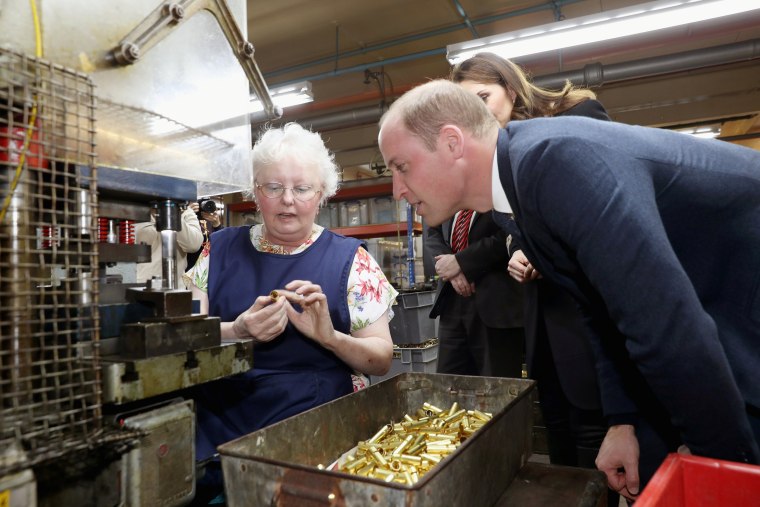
{"left": 491, "top": 147, "right": 513, "bottom": 214}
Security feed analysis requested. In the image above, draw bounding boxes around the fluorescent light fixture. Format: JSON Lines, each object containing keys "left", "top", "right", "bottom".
{"left": 447, "top": 0, "right": 760, "bottom": 64}
{"left": 250, "top": 81, "right": 313, "bottom": 113}
{"left": 677, "top": 125, "right": 721, "bottom": 139}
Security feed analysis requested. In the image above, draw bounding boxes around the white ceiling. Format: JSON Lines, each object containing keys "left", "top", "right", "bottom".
{"left": 245, "top": 0, "right": 760, "bottom": 176}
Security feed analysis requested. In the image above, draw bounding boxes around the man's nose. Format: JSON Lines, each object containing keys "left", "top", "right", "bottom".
{"left": 391, "top": 171, "right": 406, "bottom": 201}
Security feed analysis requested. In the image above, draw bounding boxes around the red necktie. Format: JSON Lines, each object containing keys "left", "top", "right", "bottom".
{"left": 451, "top": 210, "right": 474, "bottom": 253}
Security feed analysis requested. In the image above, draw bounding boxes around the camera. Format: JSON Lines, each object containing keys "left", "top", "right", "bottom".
{"left": 197, "top": 198, "right": 217, "bottom": 214}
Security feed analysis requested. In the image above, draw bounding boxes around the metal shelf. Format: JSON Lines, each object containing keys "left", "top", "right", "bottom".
{"left": 332, "top": 221, "right": 422, "bottom": 239}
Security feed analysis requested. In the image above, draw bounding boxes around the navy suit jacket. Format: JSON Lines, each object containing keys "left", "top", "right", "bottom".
{"left": 495, "top": 116, "right": 760, "bottom": 464}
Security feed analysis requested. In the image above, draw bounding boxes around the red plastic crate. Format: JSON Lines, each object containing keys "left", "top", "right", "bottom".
{"left": 637, "top": 453, "right": 760, "bottom": 506}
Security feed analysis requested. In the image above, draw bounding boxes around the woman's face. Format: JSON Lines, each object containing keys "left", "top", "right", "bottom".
{"left": 255, "top": 155, "right": 322, "bottom": 246}
{"left": 458, "top": 80, "right": 514, "bottom": 128}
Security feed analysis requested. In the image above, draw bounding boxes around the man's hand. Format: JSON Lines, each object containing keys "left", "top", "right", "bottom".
{"left": 434, "top": 254, "right": 474, "bottom": 296}
{"left": 507, "top": 249, "right": 541, "bottom": 283}
{"left": 449, "top": 272, "right": 475, "bottom": 297}
{"left": 596, "top": 424, "right": 641, "bottom": 501}
{"left": 201, "top": 211, "right": 221, "bottom": 228}
{"left": 434, "top": 253, "right": 462, "bottom": 281}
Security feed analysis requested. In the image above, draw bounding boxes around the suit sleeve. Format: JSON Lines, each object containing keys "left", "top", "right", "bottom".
{"left": 524, "top": 137, "right": 758, "bottom": 463}
{"left": 425, "top": 223, "right": 451, "bottom": 259}
{"left": 456, "top": 226, "right": 509, "bottom": 283}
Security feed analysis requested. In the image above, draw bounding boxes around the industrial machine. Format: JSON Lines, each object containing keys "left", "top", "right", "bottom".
{"left": 0, "top": 1, "right": 277, "bottom": 504}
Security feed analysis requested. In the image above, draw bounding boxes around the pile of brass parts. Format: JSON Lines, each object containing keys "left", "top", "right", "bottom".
{"left": 334, "top": 402, "right": 492, "bottom": 485}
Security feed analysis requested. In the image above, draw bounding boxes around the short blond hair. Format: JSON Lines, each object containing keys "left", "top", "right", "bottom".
{"left": 380, "top": 79, "right": 498, "bottom": 151}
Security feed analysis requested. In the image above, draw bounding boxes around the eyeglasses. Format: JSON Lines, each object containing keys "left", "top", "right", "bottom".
{"left": 256, "top": 182, "right": 321, "bottom": 202}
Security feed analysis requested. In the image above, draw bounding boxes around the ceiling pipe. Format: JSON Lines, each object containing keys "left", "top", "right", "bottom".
{"left": 534, "top": 38, "right": 760, "bottom": 89}
{"left": 263, "top": 0, "right": 582, "bottom": 81}
{"left": 451, "top": 0, "right": 480, "bottom": 39}
{"left": 288, "top": 38, "right": 760, "bottom": 133}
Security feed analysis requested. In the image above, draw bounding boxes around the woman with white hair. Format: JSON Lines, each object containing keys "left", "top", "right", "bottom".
{"left": 185, "top": 123, "right": 395, "bottom": 502}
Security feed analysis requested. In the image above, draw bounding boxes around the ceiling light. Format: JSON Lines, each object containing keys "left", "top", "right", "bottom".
{"left": 676, "top": 125, "right": 721, "bottom": 139}
{"left": 447, "top": 0, "right": 760, "bottom": 64}
{"left": 250, "top": 81, "right": 313, "bottom": 113}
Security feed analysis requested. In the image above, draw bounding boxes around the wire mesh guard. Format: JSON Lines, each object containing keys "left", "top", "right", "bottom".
{"left": 0, "top": 46, "right": 101, "bottom": 475}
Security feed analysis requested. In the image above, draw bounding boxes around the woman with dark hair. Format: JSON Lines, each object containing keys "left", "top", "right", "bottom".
{"left": 450, "top": 52, "right": 620, "bottom": 504}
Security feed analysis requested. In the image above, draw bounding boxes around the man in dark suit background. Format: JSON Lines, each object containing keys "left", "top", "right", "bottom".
{"left": 377, "top": 79, "right": 760, "bottom": 501}
{"left": 426, "top": 210, "right": 524, "bottom": 377}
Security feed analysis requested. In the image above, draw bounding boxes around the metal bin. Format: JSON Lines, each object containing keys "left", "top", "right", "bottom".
{"left": 218, "top": 373, "right": 536, "bottom": 506}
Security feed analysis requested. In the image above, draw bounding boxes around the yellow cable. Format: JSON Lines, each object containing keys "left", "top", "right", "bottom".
{"left": 0, "top": 0, "right": 43, "bottom": 223}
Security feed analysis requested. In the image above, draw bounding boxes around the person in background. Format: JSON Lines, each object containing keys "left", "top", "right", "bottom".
{"left": 426, "top": 206, "right": 524, "bottom": 377}
{"left": 377, "top": 79, "right": 760, "bottom": 501}
{"left": 185, "top": 122, "right": 395, "bottom": 504}
{"left": 450, "top": 52, "right": 615, "bottom": 498}
{"left": 186, "top": 200, "right": 223, "bottom": 273}
{"left": 135, "top": 204, "right": 203, "bottom": 289}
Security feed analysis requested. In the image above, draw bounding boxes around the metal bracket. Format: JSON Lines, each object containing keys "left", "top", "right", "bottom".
{"left": 108, "top": 0, "right": 281, "bottom": 120}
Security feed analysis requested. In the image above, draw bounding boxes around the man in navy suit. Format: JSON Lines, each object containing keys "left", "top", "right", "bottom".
{"left": 378, "top": 79, "right": 760, "bottom": 500}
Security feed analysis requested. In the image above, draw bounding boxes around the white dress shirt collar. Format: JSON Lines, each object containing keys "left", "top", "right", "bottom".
{"left": 491, "top": 147, "right": 512, "bottom": 214}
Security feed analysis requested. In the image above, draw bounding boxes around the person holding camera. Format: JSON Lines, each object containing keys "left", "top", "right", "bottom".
{"left": 186, "top": 199, "right": 223, "bottom": 272}
{"left": 135, "top": 204, "right": 203, "bottom": 289}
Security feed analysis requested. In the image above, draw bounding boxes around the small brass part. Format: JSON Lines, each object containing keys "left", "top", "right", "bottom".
{"left": 356, "top": 463, "right": 375, "bottom": 476}
{"left": 343, "top": 457, "right": 368, "bottom": 472}
{"left": 443, "top": 409, "right": 466, "bottom": 425}
{"left": 391, "top": 435, "right": 414, "bottom": 457}
{"left": 269, "top": 290, "right": 279, "bottom": 301}
{"left": 470, "top": 409, "right": 492, "bottom": 422}
{"left": 448, "top": 402, "right": 459, "bottom": 417}
{"left": 406, "top": 441, "right": 425, "bottom": 456}
{"left": 373, "top": 468, "right": 395, "bottom": 482}
{"left": 422, "top": 402, "right": 443, "bottom": 414}
{"left": 420, "top": 452, "right": 442, "bottom": 463}
{"left": 398, "top": 454, "right": 422, "bottom": 465}
{"left": 368, "top": 423, "right": 392, "bottom": 444}
{"left": 370, "top": 446, "right": 388, "bottom": 467}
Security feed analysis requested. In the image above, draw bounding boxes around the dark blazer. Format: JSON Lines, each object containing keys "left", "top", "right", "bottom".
{"left": 427, "top": 211, "right": 523, "bottom": 329}
{"left": 511, "top": 99, "right": 610, "bottom": 410}
{"left": 496, "top": 116, "right": 760, "bottom": 464}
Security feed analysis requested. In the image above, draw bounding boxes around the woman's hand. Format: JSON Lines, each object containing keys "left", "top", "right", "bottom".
{"left": 507, "top": 249, "right": 542, "bottom": 283}
{"left": 231, "top": 295, "right": 288, "bottom": 342}
{"left": 280, "top": 280, "right": 336, "bottom": 347}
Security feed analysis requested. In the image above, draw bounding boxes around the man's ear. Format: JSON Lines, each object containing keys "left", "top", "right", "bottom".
{"left": 440, "top": 125, "right": 464, "bottom": 159}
